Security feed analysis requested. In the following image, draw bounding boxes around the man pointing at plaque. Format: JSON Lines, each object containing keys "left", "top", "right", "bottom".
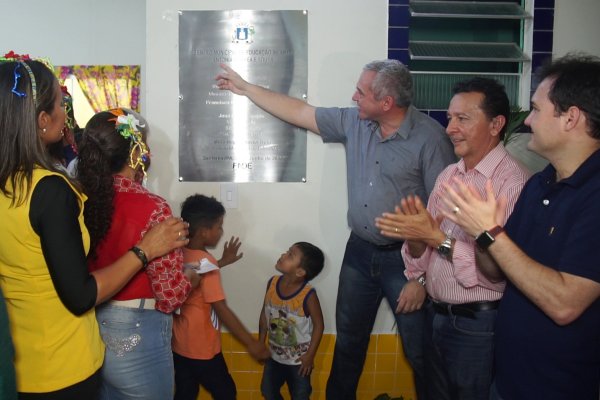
{"left": 217, "top": 60, "right": 455, "bottom": 399}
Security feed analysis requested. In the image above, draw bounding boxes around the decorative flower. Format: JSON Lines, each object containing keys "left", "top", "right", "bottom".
{"left": 116, "top": 114, "right": 145, "bottom": 140}
{"left": 108, "top": 108, "right": 150, "bottom": 178}
{"left": 3, "top": 51, "right": 30, "bottom": 61}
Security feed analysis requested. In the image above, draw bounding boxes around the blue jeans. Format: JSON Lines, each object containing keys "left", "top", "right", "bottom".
{"left": 424, "top": 301, "right": 496, "bottom": 400}
{"left": 326, "top": 233, "right": 426, "bottom": 400}
{"left": 95, "top": 301, "right": 174, "bottom": 400}
{"left": 261, "top": 358, "right": 311, "bottom": 400}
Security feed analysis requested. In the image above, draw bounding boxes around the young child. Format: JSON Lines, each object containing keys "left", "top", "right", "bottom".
{"left": 259, "top": 242, "right": 325, "bottom": 400}
{"left": 172, "top": 194, "right": 270, "bottom": 400}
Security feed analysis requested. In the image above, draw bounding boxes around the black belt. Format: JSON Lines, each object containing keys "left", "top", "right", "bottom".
{"left": 352, "top": 232, "right": 403, "bottom": 251}
{"left": 374, "top": 241, "right": 404, "bottom": 250}
{"left": 431, "top": 299, "right": 500, "bottom": 319}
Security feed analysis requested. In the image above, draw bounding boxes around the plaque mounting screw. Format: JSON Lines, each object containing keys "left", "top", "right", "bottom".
{"left": 178, "top": 177, "right": 184, "bottom": 182}
{"left": 178, "top": 95, "right": 183, "bottom": 101}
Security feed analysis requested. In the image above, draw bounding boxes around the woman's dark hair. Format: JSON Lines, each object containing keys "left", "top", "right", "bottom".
{"left": 180, "top": 194, "right": 225, "bottom": 237}
{"left": 77, "top": 109, "right": 145, "bottom": 252}
{"left": 0, "top": 60, "right": 62, "bottom": 205}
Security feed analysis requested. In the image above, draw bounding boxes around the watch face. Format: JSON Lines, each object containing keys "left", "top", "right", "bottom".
{"left": 476, "top": 231, "right": 495, "bottom": 250}
{"left": 437, "top": 242, "right": 452, "bottom": 256}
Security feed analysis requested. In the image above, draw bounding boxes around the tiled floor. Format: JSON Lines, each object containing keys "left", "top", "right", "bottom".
{"left": 198, "top": 333, "right": 416, "bottom": 400}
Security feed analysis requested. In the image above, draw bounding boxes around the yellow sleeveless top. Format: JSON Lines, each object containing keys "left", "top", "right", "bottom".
{"left": 0, "top": 169, "right": 104, "bottom": 393}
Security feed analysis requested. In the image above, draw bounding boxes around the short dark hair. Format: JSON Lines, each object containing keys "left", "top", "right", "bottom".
{"left": 452, "top": 77, "right": 510, "bottom": 138}
{"left": 536, "top": 53, "right": 600, "bottom": 139}
{"left": 181, "top": 194, "right": 225, "bottom": 237}
{"left": 294, "top": 242, "right": 324, "bottom": 281}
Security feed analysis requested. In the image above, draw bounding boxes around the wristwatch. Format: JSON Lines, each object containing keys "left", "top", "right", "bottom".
{"left": 417, "top": 275, "right": 426, "bottom": 287}
{"left": 129, "top": 246, "right": 149, "bottom": 268}
{"left": 436, "top": 234, "right": 453, "bottom": 258}
{"left": 475, "top": 226, "right": 505, "bottom": 250}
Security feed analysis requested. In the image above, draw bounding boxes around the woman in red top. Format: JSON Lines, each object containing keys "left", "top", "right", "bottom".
{"left": 77, "top": 108, "right": 198, "bottom": 399}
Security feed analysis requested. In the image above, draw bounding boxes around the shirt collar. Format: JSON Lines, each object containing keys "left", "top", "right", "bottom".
{"left": 367, "top": 105, "right": 416, "bottom": 141}
{"left": 457, "top": 142, "right": 509, "bottom": 178}
{"left": 113, "top": 174, "right": 147, "bottom": 194}
{"left": 543, "top": 148, "right": 600, "bottom": 188}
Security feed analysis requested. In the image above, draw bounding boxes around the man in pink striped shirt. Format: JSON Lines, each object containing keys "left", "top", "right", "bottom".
{"left": 375, "top": 77, "right": 530, "bottom": 400}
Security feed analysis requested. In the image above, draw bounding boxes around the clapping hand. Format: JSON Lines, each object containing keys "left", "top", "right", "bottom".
{"left": 376, "top": 195, "right": 442, "bottom": 246}
{"left": 441, "top": 178, "right": 507, "bottom": 237}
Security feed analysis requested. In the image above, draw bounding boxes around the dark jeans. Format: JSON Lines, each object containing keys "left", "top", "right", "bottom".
{"left": 261, "top": 358, "right": 311, "bottom": 400}
{"left": 326, "top": 233, "right": 426, "bottom": 400}
{"left": 424, "top": 301, "right": 496, "bottom": 400}
{"left": 173, "top": 352, "right": 236, "bottom": 400}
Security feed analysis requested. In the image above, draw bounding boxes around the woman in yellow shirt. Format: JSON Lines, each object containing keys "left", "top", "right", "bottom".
{"left": 0, "top": 54, "right": 189, "bottom": 399}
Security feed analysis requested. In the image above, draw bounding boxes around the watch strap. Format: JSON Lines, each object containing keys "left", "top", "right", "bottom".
{"left": 488, "top": 225, "right": 504, "bottom": 237}
{"left": 475, "top": 226, "right": 504, "bottom": 250}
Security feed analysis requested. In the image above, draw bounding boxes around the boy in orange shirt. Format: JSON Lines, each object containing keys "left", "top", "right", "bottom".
{"left": 172, "top": 194, "right": 270, "bottom": 400}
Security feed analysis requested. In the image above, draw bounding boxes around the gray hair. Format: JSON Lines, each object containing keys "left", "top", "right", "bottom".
{"left": 363, "top": 59, "right": 413, "bottom": 108}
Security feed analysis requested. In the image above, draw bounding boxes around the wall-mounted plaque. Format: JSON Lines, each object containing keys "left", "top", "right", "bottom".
{"left": 179, "top": 10, "right": 308, "bottom": 182}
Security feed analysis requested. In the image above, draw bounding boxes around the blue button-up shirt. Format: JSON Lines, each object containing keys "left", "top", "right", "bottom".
{"left": 316, "top": 106, "right": 455, "bottom": 245}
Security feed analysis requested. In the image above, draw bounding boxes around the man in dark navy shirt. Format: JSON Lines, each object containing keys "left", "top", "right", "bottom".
{"left": 441, "top": 53, "right": 600, "bottom": 400}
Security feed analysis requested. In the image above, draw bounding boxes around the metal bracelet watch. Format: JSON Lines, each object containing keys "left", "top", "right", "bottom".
{"left": 417, "top": 275, "right": 426, "bottom": 286}
{"left": 436, "top": 234, "right": 453, "bottom": 258}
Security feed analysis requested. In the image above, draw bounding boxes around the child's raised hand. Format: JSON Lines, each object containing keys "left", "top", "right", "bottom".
{"left": 218, "top": 236, "right": 243, "bottom": 268}
{"left": 297, "top": 353, "right": 315, "bottom": 377}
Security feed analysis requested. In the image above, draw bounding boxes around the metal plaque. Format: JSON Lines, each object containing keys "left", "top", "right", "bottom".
{"left": 179, "top": 10, "right": 308, "bottom": 182}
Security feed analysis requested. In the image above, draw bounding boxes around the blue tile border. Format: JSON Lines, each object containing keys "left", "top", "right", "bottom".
{"left": 388, "top": 49, "right": 410, "bottom": 65}
{"left": 534, "top": 0, "right": 555, "bottom": 9}
{"left": 389, "top": 5, "right": 410, "bottom": 27}
{"left": 533, "top": 31, "right": 553, "bottom": 52}
{"left": 388, "top": 27, "right": 409, "bottom": 48}
{"left": 533, "top": 9, "right": 554, "bottom": 30}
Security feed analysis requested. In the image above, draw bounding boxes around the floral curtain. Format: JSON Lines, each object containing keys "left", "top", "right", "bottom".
{"left": 55, "top": 65, "right": 141, "bottom": 112}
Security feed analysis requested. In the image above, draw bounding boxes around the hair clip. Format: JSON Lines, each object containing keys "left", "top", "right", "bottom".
{"left": 108, "top": 109, "right": 151, "bottom": 177}
{"left": 10, "top": 63, "right": 26, "bottom": 98}
{"left": 1, "top": 51, "right": 43, "bottom": 105}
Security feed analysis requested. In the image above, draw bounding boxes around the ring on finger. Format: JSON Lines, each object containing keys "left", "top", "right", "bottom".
{"left": 452, "top": 206, "right": 460, "bottom": 214}
{"left": 394, "top": 227, "right": 399, "bottom": 233}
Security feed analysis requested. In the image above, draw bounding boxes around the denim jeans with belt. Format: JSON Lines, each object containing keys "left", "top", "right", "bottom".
{"left": 424, "top": 301, "right": 497, "bottom": 400}
{"left": 326, "top": 233, "right": 426, "bottom": 400}
{"left": 95, "top": 301, "right": 174, "bottom": 400}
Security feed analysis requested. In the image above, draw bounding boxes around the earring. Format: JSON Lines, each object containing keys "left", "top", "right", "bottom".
{"left": 42, "top": 128, "right": 46, "bottom": 133}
